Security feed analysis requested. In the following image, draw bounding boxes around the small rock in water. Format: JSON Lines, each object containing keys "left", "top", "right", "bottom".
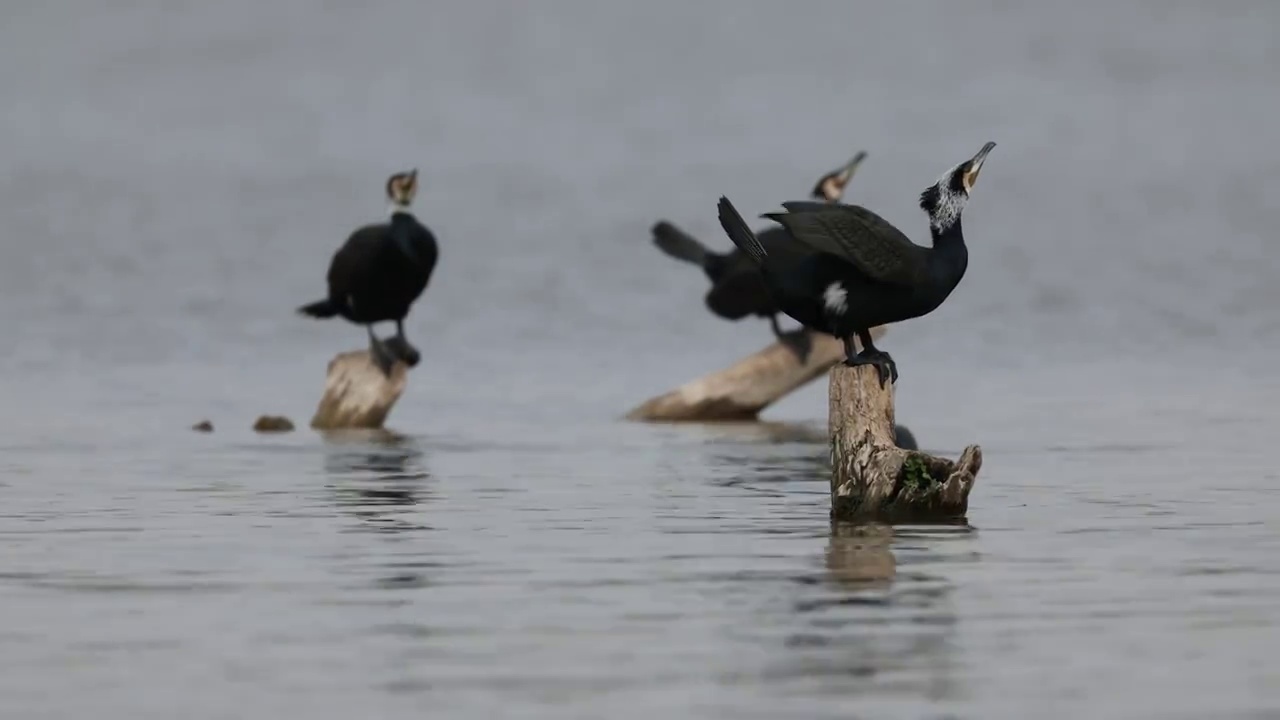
{"left": 253, "top": 415, "right": 295, "bottom": 433}
{"left": 191, "top": 420, "right": 214, "bottom": 433}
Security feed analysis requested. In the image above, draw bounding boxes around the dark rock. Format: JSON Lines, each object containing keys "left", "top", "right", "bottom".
{"left": 253, "top": 415, "right": 295, "bottom": 433}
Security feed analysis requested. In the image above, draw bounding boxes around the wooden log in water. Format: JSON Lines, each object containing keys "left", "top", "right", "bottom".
{"left": 828, "top": 364, "right": 981, "bottom": 522}
{"left": 309, "top": 350, "right": 409, "bottom": 431}
{"left": 626, "top": 328, "right": 884, "bottom": 422}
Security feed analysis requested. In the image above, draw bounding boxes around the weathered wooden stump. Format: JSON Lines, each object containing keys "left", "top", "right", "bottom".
{"left": 310, "top": 350, "right": 409, "bottom": 431}
{"left": 626, "top": 328, "right": 883, "bottom": 422}
{"left": 828, "top": 364, "right": 981, "bottom": 521}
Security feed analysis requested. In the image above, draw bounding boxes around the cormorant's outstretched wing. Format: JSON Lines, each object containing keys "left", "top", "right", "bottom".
{"left": 761, "top": 202, "right": 928, "bottom": 287}
{"left": 716, "top": 196, "right": 768, "bottom": 267}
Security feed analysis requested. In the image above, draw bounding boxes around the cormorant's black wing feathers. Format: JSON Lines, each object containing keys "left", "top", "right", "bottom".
{"left": 762, "top": 202, "right": 927, "bottom": 286}
{"left": 716, "top": 196, "right": 768, "bottom": 267}
{"left": 326, "top": 223, "right": 389, "bottom": 293}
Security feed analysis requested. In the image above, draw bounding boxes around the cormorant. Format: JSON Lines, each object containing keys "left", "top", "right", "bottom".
{"left": 716, "top": 141, "right": 997, "bottom": 387}
{"left": 297, "top": 169, "right": 439, "bottom": 377}
{"left": 649, "top": 152, "right": 868, "bottom": 357}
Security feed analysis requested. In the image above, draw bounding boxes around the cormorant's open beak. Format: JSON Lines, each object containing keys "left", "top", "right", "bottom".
{"left": 963, "top": 142, "right": 996, "bottom": 191}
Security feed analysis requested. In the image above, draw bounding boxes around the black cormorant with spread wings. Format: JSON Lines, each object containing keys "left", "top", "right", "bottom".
{"left": 716, "top": 141, "right": 996, "bottom": 386}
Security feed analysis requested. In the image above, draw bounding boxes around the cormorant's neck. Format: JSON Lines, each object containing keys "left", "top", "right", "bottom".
{"left": 928, "top": 216, "right": 968, "bottom": 282}
{"left": 930, "top": 216, "right": 963, "bottom": 247}
{"left": 387, "top": 205, "right": 422, "bottom": 263}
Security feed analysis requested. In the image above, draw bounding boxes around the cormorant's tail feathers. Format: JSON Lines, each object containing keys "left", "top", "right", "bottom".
{"left": 297, "top": 298, "right": 340, "bottom": 318}
{"left": 651, "top": 221, "right": 710, "bottom": 267}
{"left": 716, "top": 196, "right": 767, "bottom": 267}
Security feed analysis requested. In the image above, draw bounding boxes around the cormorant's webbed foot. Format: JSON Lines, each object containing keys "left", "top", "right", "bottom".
{"left": 769, "top": 315, "right": 812, "bottom": 363}
{"left": 383, "top": 335, "right": 421, "bottom": 368}
{"left": 843, "top": 349, "right": 898, "bottom": 387}
{"left": 387, "top": 321, "right": 421, "bottom": 367}
{"left": 844, "top": 330, "right": 898, "bottom": 387}
{"left": 779, "top": 329, "right": 813, "bottom": 363}
{"left": 367, "top": 328, "right": 397, "bottom": 378}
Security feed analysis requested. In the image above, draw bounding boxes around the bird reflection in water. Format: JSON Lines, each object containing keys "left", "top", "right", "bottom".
{"left": 321, "top": 429, "right": 437, "bottom": 592}
{"left": 321, "top": 428, "right": 432, "bottom": 533}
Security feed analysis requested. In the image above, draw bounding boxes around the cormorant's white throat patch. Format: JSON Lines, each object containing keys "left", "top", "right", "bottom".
{"left": 823, "top": 283, "right": 848, "bottom": 313}
{"left": 928, "top": 165, "right": 969, "bottom": 233}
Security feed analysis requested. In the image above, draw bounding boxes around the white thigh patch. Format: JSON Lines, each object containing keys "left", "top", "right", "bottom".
{"left": 823, "top": 283, "right": 847, "bottom": 313}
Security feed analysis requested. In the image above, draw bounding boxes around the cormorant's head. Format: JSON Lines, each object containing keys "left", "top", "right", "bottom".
{"left": 918, "top": 141, "right": 996, "bottom": 232}
{"left": 386, "top": 169, "right": 418, "bottom": 208}
{"left": 811, "top": 151, "right": 867, "bottom": 203}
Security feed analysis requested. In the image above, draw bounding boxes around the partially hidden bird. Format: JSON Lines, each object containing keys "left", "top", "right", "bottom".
{"left": 297, "top": 169, "right": 439, "bottom": 377}
{"left": 716, "top": 141, "right": 996, "bottom": 387}
{"left": 649, "top": 152, "right": 868, "bottom": 359}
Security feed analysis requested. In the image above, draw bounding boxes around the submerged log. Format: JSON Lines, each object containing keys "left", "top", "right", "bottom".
{"left": 310, "top": 350, "right": 409, "bottom": 431}
{"left": 626, "top": 328, "right": 884, "bottom": 422}
{"left": 828, "top": 364, "right": 981, "bottom": 522}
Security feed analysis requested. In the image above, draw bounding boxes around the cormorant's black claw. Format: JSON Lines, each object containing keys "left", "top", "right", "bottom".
{"left": 873, "top": 360, "right": 891, "bottom": 388}
{"left": 876, "top": 351, "right": 899, "bottom": 385}
{"left": 843, "top": 350, "right": 897, "bottom": 388}
{"left": 400, "top": 344, "right": 421, "bottom": 368}
{"left": 883, "top": 356, "right": 899, "bottom": 386}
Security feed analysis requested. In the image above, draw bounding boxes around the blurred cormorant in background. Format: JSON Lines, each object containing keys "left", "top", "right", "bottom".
{"left": 650, "top": 152, "right": 868, "bottom": 358}
{"left": 298, "top": 170, "right": 439, "bottom": 377}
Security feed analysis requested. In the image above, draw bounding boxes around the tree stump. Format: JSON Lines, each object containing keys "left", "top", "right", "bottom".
{"left": 310, "top": 350, "right": 409, "bottom": 431}
{"left": 828, "top": 364, "right": 981, "bottom": 521}
{"left": 626, "top": 328, "right": 883, "bottom": 422}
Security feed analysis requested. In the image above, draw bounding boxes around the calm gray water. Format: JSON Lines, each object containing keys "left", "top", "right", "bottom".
{"left": 3, "top": 2, "right": 1280, "bottom": 718}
